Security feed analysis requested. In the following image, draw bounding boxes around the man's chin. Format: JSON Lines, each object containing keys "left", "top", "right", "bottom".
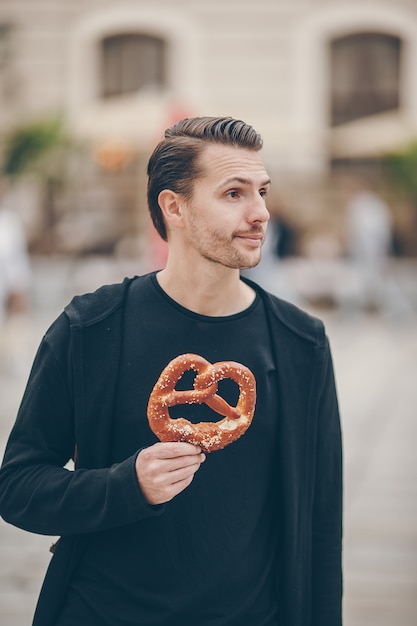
{"left": 212, "top": 250, "right": 262, "bottom": 270}
{"left": 239, "top": 257, "right": 262, "bottom": 270}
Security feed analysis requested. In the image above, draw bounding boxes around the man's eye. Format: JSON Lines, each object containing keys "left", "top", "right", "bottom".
{"left": 259, "top": 189, "right": 268, "bottom": 198}
{"left": 227, "top": 190, "right": 240, "bottom": 199}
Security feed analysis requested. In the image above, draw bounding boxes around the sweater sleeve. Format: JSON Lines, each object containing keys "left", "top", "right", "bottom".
{"left": 311, "top": 336, "right": 343, "bottom": 626}
{"left": 0, "top": 319, "right": 163, "bottom": 537}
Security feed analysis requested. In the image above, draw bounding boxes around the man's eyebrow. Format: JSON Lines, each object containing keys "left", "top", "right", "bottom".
{"left": 221, "top": 176, "right": 271, "bottom": 187}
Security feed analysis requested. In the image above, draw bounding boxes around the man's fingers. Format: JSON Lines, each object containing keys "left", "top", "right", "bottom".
{"left": 149, "top": 441, "right": 204, "bottom": 459}
{"left": 166, "top": 461, "right": 204, "bottom": 484}
{"left": 138, "top": 443, "right": 205, "bottom": 473}
{"left": 164, "top": 453, "right": 206, "bottom": 474}
{"left": 135, "top": 442, "right": 206, "bottom": 505}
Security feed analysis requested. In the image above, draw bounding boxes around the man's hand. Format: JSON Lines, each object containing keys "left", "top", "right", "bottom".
{"left": 135, "top": 442, "right": 206, "bottom": 505}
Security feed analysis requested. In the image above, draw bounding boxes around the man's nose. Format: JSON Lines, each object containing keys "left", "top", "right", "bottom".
{"left": 248, "top": 194, "right": 270, "bottom": 224}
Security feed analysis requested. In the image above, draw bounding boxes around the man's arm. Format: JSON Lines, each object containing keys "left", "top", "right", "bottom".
{"left": 0, "top": 336, "right": 204, "bottom": 537}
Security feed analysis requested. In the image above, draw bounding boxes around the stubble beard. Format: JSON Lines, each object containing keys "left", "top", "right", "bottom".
{"left": 196, "top": 229, "right": 263, "bottom": 270}
{"left": 185, "top": 204, "right": 264, "bottom": 270}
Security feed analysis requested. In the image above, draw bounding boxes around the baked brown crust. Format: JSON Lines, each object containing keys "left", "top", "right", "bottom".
{"left": 147, "top": 354, "right": 256, "bottom": 452}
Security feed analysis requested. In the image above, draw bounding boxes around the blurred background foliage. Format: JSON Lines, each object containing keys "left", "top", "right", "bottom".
{"left": 0, "top": 116, "right": 88, "bottom": 253}
{"left": 2, "top": 117, "right": 66, "bottom": 177}
{"left": 383, "top": 141, "right": 417, "bottom": 204}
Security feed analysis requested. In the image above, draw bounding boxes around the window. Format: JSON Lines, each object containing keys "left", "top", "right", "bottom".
{"left": 330, "top": 32, "right": 401, "bottom": 126}
{"left": 100, "top": 33, "right": 166, "bottom": 98}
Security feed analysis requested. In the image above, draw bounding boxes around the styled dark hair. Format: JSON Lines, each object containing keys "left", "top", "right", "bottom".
{"left": 146, "top": 116, "right": 263, "bottom": 241}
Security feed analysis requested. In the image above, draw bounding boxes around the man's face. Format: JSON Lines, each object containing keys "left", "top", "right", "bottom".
{"left": 179, "top": 143, "right": 271, "bottom": 270}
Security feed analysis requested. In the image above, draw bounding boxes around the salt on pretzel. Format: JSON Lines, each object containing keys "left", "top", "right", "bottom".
{"left": 147, "top": 354, "right": 256, "bottom": 452}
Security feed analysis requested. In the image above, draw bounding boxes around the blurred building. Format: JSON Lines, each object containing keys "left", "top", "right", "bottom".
{"left": 0, "top": 0, "right": 416, "bottom": 255}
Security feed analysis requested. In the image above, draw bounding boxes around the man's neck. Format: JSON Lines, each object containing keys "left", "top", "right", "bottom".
{"left": 156, "top": 264, "right": 256, "bottom": 317}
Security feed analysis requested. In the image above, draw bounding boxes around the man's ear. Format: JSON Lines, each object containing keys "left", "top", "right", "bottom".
{"left": 157, "top": 189, "right": 185, "bottom": 231}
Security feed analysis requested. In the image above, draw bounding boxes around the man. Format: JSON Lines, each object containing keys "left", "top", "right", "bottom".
{"left": 0, "top": 117, "right": 343, "bottom": 625}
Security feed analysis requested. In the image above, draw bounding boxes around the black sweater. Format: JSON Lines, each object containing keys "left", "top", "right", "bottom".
{"left": 0, "top": 273, "right": 343, "bottom": 626}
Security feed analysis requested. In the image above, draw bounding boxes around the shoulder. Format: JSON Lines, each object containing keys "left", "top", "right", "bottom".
{"left": 243, "top": 276, "right": 326, "bottom": 347}
{"left": 63, "top": 273, "right": 151, "bottom": 327}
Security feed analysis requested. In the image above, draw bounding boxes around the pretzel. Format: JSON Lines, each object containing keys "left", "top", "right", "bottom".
{"left": 147, "top": 354, "right": 256, "bottom": 452}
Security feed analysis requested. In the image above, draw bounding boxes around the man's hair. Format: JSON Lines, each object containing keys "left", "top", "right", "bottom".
{"left": 147, "top": 116, "right": 263, "bottom": 241}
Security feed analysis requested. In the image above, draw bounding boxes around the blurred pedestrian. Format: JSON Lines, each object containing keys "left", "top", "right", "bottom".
{"left": 0, "top": 198, "right": 32, "bottom": 373}
{"left": 343, "top": 176, "right": 392, "bottom": 312}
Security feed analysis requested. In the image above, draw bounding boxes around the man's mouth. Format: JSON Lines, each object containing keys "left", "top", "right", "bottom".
{"left": 234, "top": 231, "right": 264, "bottom": 245}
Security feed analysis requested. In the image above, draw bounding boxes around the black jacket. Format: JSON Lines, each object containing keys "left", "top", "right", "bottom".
{"left": 0, "top": 274, "right": 343, "bottom": 625}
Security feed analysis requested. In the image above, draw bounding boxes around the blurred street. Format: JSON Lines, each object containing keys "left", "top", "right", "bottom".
{"left": 0, "top": 257, "right": 416, "bottom": 625}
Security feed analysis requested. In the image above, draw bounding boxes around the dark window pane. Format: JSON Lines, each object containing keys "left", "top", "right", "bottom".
{"left": 330, "top": 33, "right": 401, "bottom": 126}
{"left": 101, "top": 33, "right": 166, "bottom": 98}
